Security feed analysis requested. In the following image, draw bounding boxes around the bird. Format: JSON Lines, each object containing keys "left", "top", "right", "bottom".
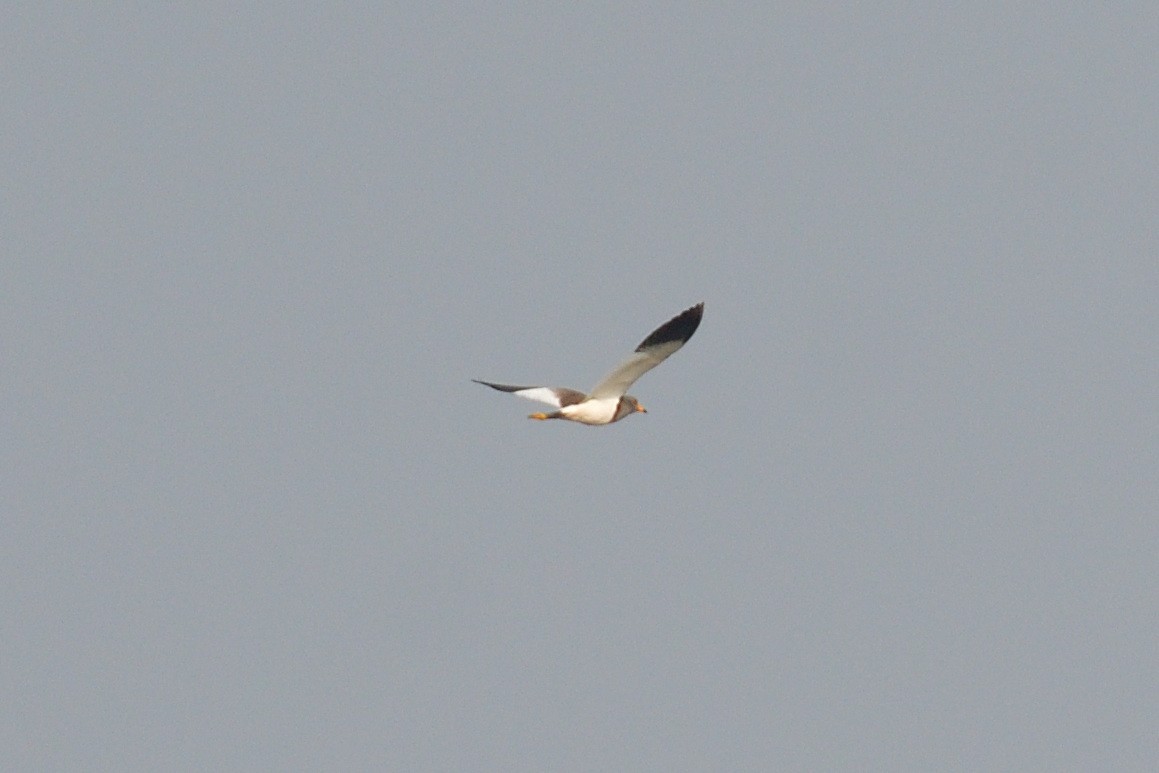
{"left": 473, "top": 302, "right": 704, "bottom": 425}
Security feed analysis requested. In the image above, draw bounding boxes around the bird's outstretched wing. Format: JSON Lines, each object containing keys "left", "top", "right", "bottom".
{"left": 471, "top": 380, "right": 587, "bottom": 407}
{"left": 587, "top": 302, "right": 704, "bottom": 400}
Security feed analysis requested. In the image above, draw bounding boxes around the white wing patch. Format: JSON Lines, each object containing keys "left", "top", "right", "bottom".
{"left": 510, "top": 387, "right": 570, "bottom": 407}
{"left": 472, "top": 380, "right": 587, "bottom": 407}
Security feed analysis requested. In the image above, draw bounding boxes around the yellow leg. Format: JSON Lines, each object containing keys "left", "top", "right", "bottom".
{"left": 528, "top": 413, "right": 549, "bottom": 420}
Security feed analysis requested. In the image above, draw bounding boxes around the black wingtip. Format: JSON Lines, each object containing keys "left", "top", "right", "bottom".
{"left": 636, "top": 302, "right": 704, "bottom": 351}
{"left": 472, "top": 379, "right": 531, "bottom": 394}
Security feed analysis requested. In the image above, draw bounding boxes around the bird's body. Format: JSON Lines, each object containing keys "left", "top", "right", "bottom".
{"left": 548, "top": 396, "right": 635, "bottom": 425}
{"left": 474, "top": 302, "right": 704, "bottom": 426}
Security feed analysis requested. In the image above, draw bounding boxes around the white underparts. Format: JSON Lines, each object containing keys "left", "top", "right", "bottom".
{"left": 559, "top": 398, "right": 621, "bottom": 425}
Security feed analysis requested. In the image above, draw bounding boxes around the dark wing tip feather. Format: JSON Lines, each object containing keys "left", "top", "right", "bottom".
{"left": 635, "top": 302, "right": 704, "bottom": 352}
{"left": 472, "top": 379, "right": 531, "bottom": 393}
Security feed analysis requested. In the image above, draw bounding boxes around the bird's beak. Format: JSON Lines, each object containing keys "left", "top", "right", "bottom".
{"left": 636, "top": 403, "right": 647, "bottom": 413}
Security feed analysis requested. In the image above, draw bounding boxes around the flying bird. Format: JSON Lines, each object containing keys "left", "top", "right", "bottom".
{"left": 474, "top": 302, "right": 704, "bottom": 425}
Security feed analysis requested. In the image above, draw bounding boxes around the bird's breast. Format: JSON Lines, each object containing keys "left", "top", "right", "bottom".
{"left": 559, "top": 398, "right": 619, "bottom": 425}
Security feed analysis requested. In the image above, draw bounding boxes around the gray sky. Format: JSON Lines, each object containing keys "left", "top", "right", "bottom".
{"left": 4, "top": 4, "right": 1156, "bottom": 770}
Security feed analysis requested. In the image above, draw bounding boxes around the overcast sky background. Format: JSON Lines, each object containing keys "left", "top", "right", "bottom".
{"left": 4, "top": 4, "right": 1157, "bottom": 770}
